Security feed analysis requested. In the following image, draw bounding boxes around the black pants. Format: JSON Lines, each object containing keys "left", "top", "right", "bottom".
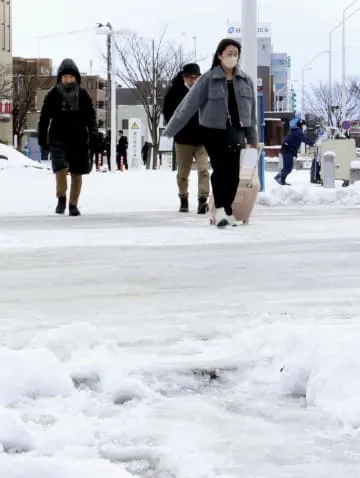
{"left": 203, "top": 128, "right": 240, "bottom": 216}
{"left": 279, "top": 151, "right": 294, "bottom": 183}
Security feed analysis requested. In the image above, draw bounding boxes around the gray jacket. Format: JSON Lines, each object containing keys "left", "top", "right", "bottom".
{"left": 164, "top": 65, "right": 257, "bottom": 145}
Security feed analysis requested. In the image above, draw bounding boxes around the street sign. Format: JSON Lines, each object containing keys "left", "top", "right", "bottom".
{"left": 128, "top": 118, "right": 142, "bottom": 168}
{"left": 342, "top": 120, "right": 351, "bottom": 130}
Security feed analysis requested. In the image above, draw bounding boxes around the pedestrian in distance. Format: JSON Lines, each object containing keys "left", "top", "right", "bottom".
{"left": 38, "top": 58, "right": 98, "bottom": 216}
{"left": 104, "top": 130, "right": 112, "bottom": 171}
{"left": 96, "top": 131, "right": 106, "bottom": 170}
{"left": 141, "top": 141, "right": 152, "bottom": 167}
{"left": 117, "top": 130, "right": 128, "bottom": 170}
{"left": 163, "top": 63, "right": 210, "bottom": 214}
{"left": 164, "top": 39, "right": 257, "bottom": 227}
{"left": 275, "top": 119, "right": 314, "bottom": 186}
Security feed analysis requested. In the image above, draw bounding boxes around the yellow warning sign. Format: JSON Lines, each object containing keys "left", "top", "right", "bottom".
{"left": 131, "top": 122, "right": 139, "bottom": 129}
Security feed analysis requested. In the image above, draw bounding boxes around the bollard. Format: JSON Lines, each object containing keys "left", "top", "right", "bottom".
{"left": 322, "top": 151, "right": 335, "bottom": 188}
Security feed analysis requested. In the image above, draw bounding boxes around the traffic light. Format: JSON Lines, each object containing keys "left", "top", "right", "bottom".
{"left": 291, "top": 88, "right": 297, "bottom": 112}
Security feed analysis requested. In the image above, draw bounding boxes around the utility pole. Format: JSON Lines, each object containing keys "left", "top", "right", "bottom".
{"left": 106, "top": 30, "right": 111, "bottom": 131}
{"left": 109, "top": 24, "right": 117, "bottom": 172}
{"left": 341, "top": 0, "right": 359, "bottom": 122}
{"left": 97, "top": 22, "right": 117, "bottom": 171}
{"left": 152, "top": 38, "right": 157, "bottom": 169}
{"left": 241, "top": 0, "right": 257, "bottom": 110}
{"left": 192, "top": 36, "right": 197, "bottom": 62}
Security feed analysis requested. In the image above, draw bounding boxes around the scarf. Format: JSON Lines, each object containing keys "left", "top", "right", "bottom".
{"left": 56, "top": 82, "right": 80, "bottom": 112}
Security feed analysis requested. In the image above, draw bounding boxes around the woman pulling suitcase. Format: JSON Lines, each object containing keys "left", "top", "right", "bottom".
{"left": 164, "top": 38, "right": 258, "bottom": 228}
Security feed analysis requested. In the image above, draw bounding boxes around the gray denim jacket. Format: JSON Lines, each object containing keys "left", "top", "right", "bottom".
{"left": 164, "top": 65, "right": 257, "bottom": 145}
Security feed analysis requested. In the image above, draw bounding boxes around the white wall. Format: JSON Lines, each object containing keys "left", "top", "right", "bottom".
{"left": 117, "top": 105, "right": 150, "bottom": 143}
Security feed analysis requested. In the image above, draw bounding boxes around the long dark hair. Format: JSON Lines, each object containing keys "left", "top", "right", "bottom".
{"left": 211, "top": 38, "right": 242, "bottom": 69}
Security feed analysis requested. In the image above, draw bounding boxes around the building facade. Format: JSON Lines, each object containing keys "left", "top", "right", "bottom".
{"left": 116, "top": 87, "right": 151, "bottom": 144}
{"left": 0, "top": 0, "right": 12, "bottom": 143}
{"left": 271, "top": 53, "right": 291, "bottom": 112}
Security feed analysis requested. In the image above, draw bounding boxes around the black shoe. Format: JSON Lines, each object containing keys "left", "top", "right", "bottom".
{"left": 55, "top": 197, "right": 66, "bottom": 214}
{"left": 197, "top": 197, "right": 208, "bottom": 214}
{"left": 69, "top": 204, "right": 81, "bottom": 216}
{"left": 179, "top": 197, "right": 189, "bottom": 213}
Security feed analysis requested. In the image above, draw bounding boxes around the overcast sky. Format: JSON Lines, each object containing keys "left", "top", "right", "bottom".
{"left": 13, "top": 0, "right": 360, "bottom": 93}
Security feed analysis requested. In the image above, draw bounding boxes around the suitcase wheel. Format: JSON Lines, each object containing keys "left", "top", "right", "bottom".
{"left": 242, "top": 220, "right": 249, "bottom": 225}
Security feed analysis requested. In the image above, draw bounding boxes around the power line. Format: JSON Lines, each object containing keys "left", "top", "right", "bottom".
{"left": 32, "top": 27, "right": 95, "bottom": 40}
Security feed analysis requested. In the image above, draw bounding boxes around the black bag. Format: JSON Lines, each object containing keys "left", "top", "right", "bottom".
{"left": 227, "top": 126, "right": 246, "bottom": 152}
{"left": 224, "top": 93, "right": 246, "bottom": 152}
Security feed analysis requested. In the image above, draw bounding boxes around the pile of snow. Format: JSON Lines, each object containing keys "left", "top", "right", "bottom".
{"left": 0, "top": 348, "right": 73, "bottom": 406}
{"left": 0, "top": 321, "right": 360, "bottom": 474}
{"left": 1, "top": 166, "right": 360, "bottom": 215}
{"left": 258, "top": 176, "right": 360, "bottom": 206}
{"left": 0, "top": 408, "right": 33, "bottom": 453}
{"left": 0, "top": 144, "right": 44, "bottom": 170}
{"left": 0, "top": 456, "right": 133, "bottom": 478}
{"left": 280, "top": 327, "right": 360, "bottom": 428}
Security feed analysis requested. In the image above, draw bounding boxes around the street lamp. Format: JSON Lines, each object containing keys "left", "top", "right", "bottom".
{"left": 329, "top": 8, "right": 360, "bottom": 111}
{"left": 192, "top": 36, "right": 197, "bottom": 62}
{"left": 301, "top": 50, "right": 329, "bottom": 116}
{"left": 342, "top": 0, "right": 359, "bottom": 118}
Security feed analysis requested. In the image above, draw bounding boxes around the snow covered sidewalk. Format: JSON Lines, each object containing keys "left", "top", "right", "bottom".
{"left": 1, "top": 166, "right": 360, "bottom": 217}
{"left": 1, "top": 166, "right": 360, "bottom": 477}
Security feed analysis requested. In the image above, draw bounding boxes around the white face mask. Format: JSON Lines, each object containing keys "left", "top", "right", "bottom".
{"left": 222, "top": 57, "right": 238, "bottom": 69}
{"left": 302, "top": 125, "right": 307, "bottom": 132}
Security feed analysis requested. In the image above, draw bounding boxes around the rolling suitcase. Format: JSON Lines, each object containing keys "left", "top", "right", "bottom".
{"left": 209, "top": 147, "right": 261, "bottom": 225}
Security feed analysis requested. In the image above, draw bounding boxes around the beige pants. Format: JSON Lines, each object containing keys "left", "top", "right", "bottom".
{"left": 56, "top": 168, "right": 82, "bottom": 206}
{"left": 175, "top": 143, "right": 210, "bottom": 198}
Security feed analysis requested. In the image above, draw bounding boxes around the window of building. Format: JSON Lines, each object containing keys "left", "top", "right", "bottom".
{"left": 122, "top": 119, "right": 129, "bottom": 130}
{"left": 87, "top": 79, "right": 97, "bottom": 90}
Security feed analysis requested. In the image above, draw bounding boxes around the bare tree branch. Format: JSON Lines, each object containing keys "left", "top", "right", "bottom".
{"left": 305, "top": 81, "right": 359, "bottom": 127}
{"left": 12, "top": 63, "right": 53, "bottom": 143}
{"left": 114, "top": 29, "right": 193, "bottom": 169}
{"left": 0, "top": 63, "right": 12, "bottom": 99}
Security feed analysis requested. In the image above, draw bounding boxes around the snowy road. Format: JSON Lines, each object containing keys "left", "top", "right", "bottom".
{"left": 1, "top": 206, "right": 360, "bottom": 477}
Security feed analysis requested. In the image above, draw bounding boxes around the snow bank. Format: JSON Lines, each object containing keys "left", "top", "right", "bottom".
{"left": 0, "top": 455, "right": 133, "bottom": 478}
{"left": 0, "top": 144, "right": 44, "bottom": 170}
{"left": 280, "top": 329, "right": 360, "bottom": 428}
{"left": 0, "top": 408, "right": 33, "bottom": 453}
{"left": 1, "top": 166, "right": 360, "bottom": 215}
{"left": 0, "top": 348, "right": 73, "bottom": 406}
{"left": 29, "top": 323, "right": 102, "bottom": 361}
{"left": 258, "top": 181, "right": 360, "bottom": 206}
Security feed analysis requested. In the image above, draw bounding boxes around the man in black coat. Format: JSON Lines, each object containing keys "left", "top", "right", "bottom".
{"left": 163, "top": 63, "right": 209, "bottom": 214}
{"left": 38, "top": 58, "right": 98, "bottom": 216}
{"left": 117, "top": 130, "right": 128, "bottom": 170}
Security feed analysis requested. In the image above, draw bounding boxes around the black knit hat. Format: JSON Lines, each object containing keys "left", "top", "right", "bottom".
{"left": 182, "top": 63, "right": 201, "bottom": 76}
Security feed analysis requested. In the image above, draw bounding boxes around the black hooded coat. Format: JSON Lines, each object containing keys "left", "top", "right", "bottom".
{"left": 38, "top": 58, "right": 98, "bottom": 175}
